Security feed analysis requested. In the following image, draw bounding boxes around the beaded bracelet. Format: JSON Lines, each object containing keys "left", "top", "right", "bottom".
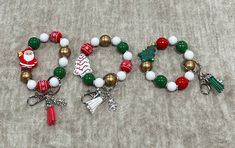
{"left": 17, "top": 31, "right": 71, "bottom": 126}
{"left": 138, "top": 36, "right": 224, "bottom": 94}
{"left": 74, "top": 35, "right": 133, "bottom": 114}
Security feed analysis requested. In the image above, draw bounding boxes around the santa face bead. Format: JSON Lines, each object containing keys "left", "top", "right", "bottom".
{"left": 166, "top": 82, "right": 178, "bottom": 91}
{"left": 90, "top": 37, "right": 100, "bottom": 46}
{"left": 49, "top": 77, "right": 60, "bottom": 87}
{"left": 27, "top": 79, "right": 37, "bottom": 90}
{"left": 59, "top": 47, "right": 71, "bottom": 58}
{"left": 93, "top": 78, "right": 105, "bottom": 88}
{"left": 50, "top": 31, "right": 62, "bottom": 43}
{"left": 184, "top": 50, "right": 194, "bottom": 60}
{"left": 39, "top": 33, "right": 49, "bottom": 42}
{"left": 175, "top": 76, "right": 189, "bottom": 90}
{"left": 146, "top": 71, "right": 156, "bottom": 81}
{"left": 156, "top": 37, "right": 169, "bottom": 50}
{"left": 54, "top": 67, "right": 66, "bottom": 79}
{"left": 117, "top": 42, "right": 129, "bottom": 54}
{"left": 176, "top": 41, "right": 188, "bottom": 53}
{"left": 36, "top": 80, "right": 50, "bottom": 93}
{"left": 123, "top": 51, "right": 133, "bottom": 60}
{"left": 184, "top": 71, "right": 195, "bottom": 81}
{"left": 168, "top": 36, "right": 178, "bottom": 45}
{"left": 60, "top": 38, "right": 69, "bottom": 47}
{"left": 120, "top": 60, "right": 133, "bottom": 73}
{"left": 28, "top": 37, "right": 41, "bottom": 50}
{"left": 111, "top": 36, "right": 121, "bottom": 46}
{"left": 116, "top": 71, "right": 126, "bottom": 81}
{"left": 81, "top": 43, "right": 93, "bottom": 56}
{"left": 58, "top": 57, "right": 68, "bottom": 67}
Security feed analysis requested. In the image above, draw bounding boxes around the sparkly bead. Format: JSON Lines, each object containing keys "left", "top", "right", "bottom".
{"left": 156, "top": 37, "right": 169, "bottom": 50}
{"left": 116, "top": 71, "right": 126, "bottom": 81}
{"left": 39, "top": 33, "right": 49, "bottom": 42}
{"left": 59, "top": 47, "right": 71, "bottom": 58}
{"left": 103, "top": 73, "right": 117, "bottom": 87}
{"left": 111, "top": 36, "right": 121, "bottom": 46}
{"left": 176, "top": 41, "right": 188, "bottom": 53}
{"left": 120, "top": 60, "right": 133, "bottom": 73}
{"left": 60, "top": 38, "right": 69, "bottom": 47}
{"left": 184, "top": 50, "right": 194, "bottom": 60}
{"left": 93, "top": 78, "right": 105, "bottom": 88}
{"left": 123, "top": 51, "right": 133, "bottom": 60}
{"left": 82, "top": 73, "right": 95, "bottom": 86}
{"left": 146, "top": 71, "right": 156, "bottom": 81}
{"left": 175, "top": 76, "right": 189, "bottom": 90}
{"left": 168, "top": 36, "right": 178, "bottom": 45}
{"left": 140, "top": 61, "right": 153, "bottom": 72}
{"left": 20, "top": 71, "right": 32, "bottom": 83}
{"left": 49, "top": 77, "right": 60, "bottom": 87}
{"left": 183, "top": 60, "right": 196, "bottom": 71}
{"left": 100, "top": 35, "right": 111, "bottom": 47}
{"left": 184, "top": 71, "right": 195, "bottom": 81}
{"left": 153, "top": 75, "right": 167, "bottom": 88}
{"left": 28, "top": 37, "right": 40, "bottom": 50}
{"left": 117, "top": 42, "right": 129, "bottom": 54}
{"left": 166, "top": 82, "right": 178, "bottom": 92}
{"left": 80, "top": 43, "right": 93, "bottom": 56}
{"left": 27, "top": 79, "right": 37, "bottom": 90}
{"left": 53, "top": 67, "right": 66, "bottom": 79}
{"left": 58, "top": 57, "right": 68, "bottom": 67}
{"left": 50, "top": 31, "right": 62, "bottom": 43}
{"left": 90, "top": 37, "right": 100, "bottom": 46}
{"left": 36, "top": 80, "right": 50, "bottom": 93}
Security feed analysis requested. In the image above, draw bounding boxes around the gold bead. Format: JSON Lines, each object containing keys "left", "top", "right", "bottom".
{"left": 59, "top": 47, "right": 71, "bottom": 58}
{"left": 183, "top": 60, "right": 196, "bottom": 71}
{"left": 100, "top": 35, "right": 111, "bottom": 47}
{"left": 140, "top": 61, "right": 153, "bottom": 72}
{"left": 20, "top": 71, "right": 32, "bottom": 83}
{"left": 103, "top": 73, "right": 117, "bottom": 87}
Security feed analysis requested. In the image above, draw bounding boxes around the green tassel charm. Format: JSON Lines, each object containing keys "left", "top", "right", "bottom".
{"left": 208, "top": 75, "right": 224, "bottom": 93}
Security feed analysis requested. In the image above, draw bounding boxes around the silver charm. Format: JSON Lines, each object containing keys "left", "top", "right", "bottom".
{"left": 74, "top": 53, "right": 92, "bottom": 77}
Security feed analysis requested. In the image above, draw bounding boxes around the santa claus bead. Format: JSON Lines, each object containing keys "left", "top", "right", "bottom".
{"left": 49, "top": 77, "right": 60, "bottom": 87}
{"left": 184, "top": 71, "right": 195, "bottom": 81}
{"left": 27, "top": 79, "right": 37, "bottom": 90}
{"left": 117, "top": 71, "right": 126, "bottom": 81}
{"left": 39, "top": 33, "right": 49, "bottom": 42}
{"left": 93, "top": 78, "right": 105, "bottom": 88}
{"left": 166, "top": 82, "right": 178, "bottom": 91}
{"left": 50, "top": 31, "right": 62, "bottom": 43}
{"left": 60, "top": 38, "right": 69, "bottom": 47}
{"left": 80, "top": 43, "right": 93, "bottom": 56}
{"left": 168, "top": 36, "right": 178, "bottom": 45}
{"left": 36, "top": 80, "right": 50, "bottom": 93}
{"left": 111, "top": 36, "right": 121, "bottom": 46}
{"left": 120, "top": 60, "right": 133, "bottom": 73}
{"left": 90, "top": 37, "right": 100, "bottom": 46}
{"left": 175, "top": 76, "right": 189, "bottom": 90}
{"left": 123, "top": 51, "right": 133, "bottom": 60}
{"left": 146, "top": 71, "right": 156, "bottom": 81}
{"left": 184, "top": 50, "right": 194, "bottom": 60}
{"left": 58, "top": 57, "right": 68, "bottom": 67}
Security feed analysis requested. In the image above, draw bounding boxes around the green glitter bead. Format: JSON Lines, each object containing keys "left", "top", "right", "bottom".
{"left": 82, "top": 73, "right": 95, "bottom": 86}
{"left": 53, "top": 67, "right": 66, "bottom": 79}
{"left": 28, "top": 37, "right": 41, "bottom": 50}
{"left": 176, "top": 41, "right": 188, "bottom": 53}
{"left": 117, "top": 42, "right": 129, "bottom": 54}
{"left": 153, "top": 75, "right": 167, "bottom": 88}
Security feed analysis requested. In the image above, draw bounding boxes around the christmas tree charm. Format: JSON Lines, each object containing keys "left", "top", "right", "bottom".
{"left": 138, "top": 45, "right": 156, "bottom": 62}
{"left": 74, "top": 53, "right": 93, "bottom": 77}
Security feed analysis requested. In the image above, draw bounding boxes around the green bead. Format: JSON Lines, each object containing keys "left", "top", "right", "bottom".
{"left": 82, "top": 73, "right": 95, "bottom": 86}
{"left": 117, "top": 42, "right": 129, "bottom": 54}
{"left": 28, "top": 37, "right": 41, "bottom": 50}
{"left": 153, "top": 75, "right": 167, "bottom": 88}
{"left": 176, "top": 41, "right": 188, "bottom": 53}
{"left": 53, "top": 67, "right": 66, "bottom": 79}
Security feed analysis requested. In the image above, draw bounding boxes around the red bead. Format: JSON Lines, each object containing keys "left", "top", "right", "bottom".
{"left": 50, "top": 31, "right": 62, "bottom": 43}
{"left": 120, "top": 60, "right": 133, "bottom": 73}
{"left": 80, "top": 43, "right": 93, "bottom": 56}
{"left": 175, "top": 76, "right": 189, "bottom": 90}
{"left": 47, "top": 105, "right": 56, "bottom": 126}
{"left": 156, "top": 37, "right": 169, "bottom": 50}
{"left": 36, "top": 80, "right": 50, "bottom": 93}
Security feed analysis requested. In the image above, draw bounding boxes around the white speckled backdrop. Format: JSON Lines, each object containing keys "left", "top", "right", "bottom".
{"left": 0, "top": 0, "right": 234, "bottom": 147}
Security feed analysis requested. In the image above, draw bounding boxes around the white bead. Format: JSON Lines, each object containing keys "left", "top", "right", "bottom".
{"left": 123, "top": 51, "right": 133, "bottom": 60}
{"left": 58, "top": 57, "right": 68, "bottom": 67}
{"left": 93, "top": 78, "right": 105, "bottom": 88}
{"left": 39, "top": 33, "right": 49, "bottom": 42}
{"left": 184, "top": 50, "right": 194, "bottom": 60}
{"left": 145, "top": 71, "right": 156, "bottom": 81}
{"left": 117, "top": 71, "right": 126, "bottom": 81}
{"left": 184, "top": 71, "right": 195, "bottom": 81}
{"left": 91, "top": 37, "right": 100, "bottom": 46}
{"left": 27, "top": 79, "right": 37, "bottom": 90}
{"left": 166, "top": 82, "right": 178, "bottom": 92}
{"left": 49, "top": 77, "right": 60, "bottom": 87}
{"left": 168, "top": 36, "right": 178, "bottom": 45}
{"left": 111, "top": 36, "right": 121, "bottom": 46}
{"left": 60, "top": 38, "right": 69, "bottom": 47}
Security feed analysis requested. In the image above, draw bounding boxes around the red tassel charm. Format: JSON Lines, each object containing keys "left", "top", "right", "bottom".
{"left": 47, "top": 105, "right": 56, "bottom": 126}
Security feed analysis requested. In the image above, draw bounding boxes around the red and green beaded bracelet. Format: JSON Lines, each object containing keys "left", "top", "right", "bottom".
{"left": 74, "top": 35, "right": 133, "bottom": 114}
{"left": 17, "top": 31, "right": 71, "bottom": 126}
{"left": 138, "top": 36, "right": 224, "bottom": 94}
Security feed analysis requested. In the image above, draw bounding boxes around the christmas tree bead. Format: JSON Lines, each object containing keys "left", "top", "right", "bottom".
{"left": 50, "top": 31, "right": 62, "bottom": 43}
{"left": 138, "top": 45, "right": 156, "bottom": 62}
{"left": 120, "top": 60, "right": 133, "bottom": 73}
{"left": 175, "top": 76, "right": 189, "bottom": 90}
{"left": 49, "top": 77, "right": 60, "bottom": 87}
{"left": 168, "top": 36, "right": 178, "bottom": 45}
{"left": 146, "top": 71, "right": 156, "bottom": 81}
{"left": 117, "top": 42, "right": 129, "bottom": 54}
{"left": 93, "top": 78, "right": 105, "bottom": 88}
{"left": 58, "top": 57, "right": 68, "bottom": 67}
{"left": 184, "top": 71, "right": 194, "bottom": 81}
{"left": 80, "top": 43, "right": 93, "bottom": 56}
{"left": 111, "top": 36, "right": 121, "bottom": 46}
{"left": 100, "top": 35, "right": 111, "bottom": 47}
{"left": 59, "top": 47, "right": 71, "bottom": 58}
{"left": 116, "top": 71, "right": 126, "bottom": 81}
{"left": 140, "top": 61, "right": 153, "bottom": 72}
{"left": 60, "top": 38, "right": 69, "bottom": 47}
{"left": 27, "top": 79, "right": 37, "bottom": 90}
{"left": 28, "top": 37, "right": 40, "bottom": 50}
{"left": 20, "top": 71, "right": 32, "bottom": 83}
{"left": 39, "top": 33, "right": 49, "bottom": 42}
{"left": 184, "top": 50, "right": 194, "bottom": 60}
{"left": 90, "top": 37, "right": 100, "bottom": 46}
{"left": 176, "top": 41, "right": 188, "bottom": 53}
{"left": 53, "top": 67, "right": 66, "bottom": 79}
{"left": 153, "top": 75, "right": 167, "bottom": 88}
{"left": 156, "top": 37, "right": 169, "bottom": 50}
{"left": 103, "top": 73, "right": 117, "bottom": 87}
{"left": 123, "top": 51, "right": 133, "bottom": 60}
{"left": 166, "top": 82, "right": 178, "bottom": 91}
{"left": 82, "top": 73, "right": 95, "bottom": 86}
{"left": 36, "top": 80, "right": 50, "bottom": 93}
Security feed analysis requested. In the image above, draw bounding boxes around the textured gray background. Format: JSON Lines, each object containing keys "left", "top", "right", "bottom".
{"left": 0, "top": 0, "right": 234, "bottom": 147}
